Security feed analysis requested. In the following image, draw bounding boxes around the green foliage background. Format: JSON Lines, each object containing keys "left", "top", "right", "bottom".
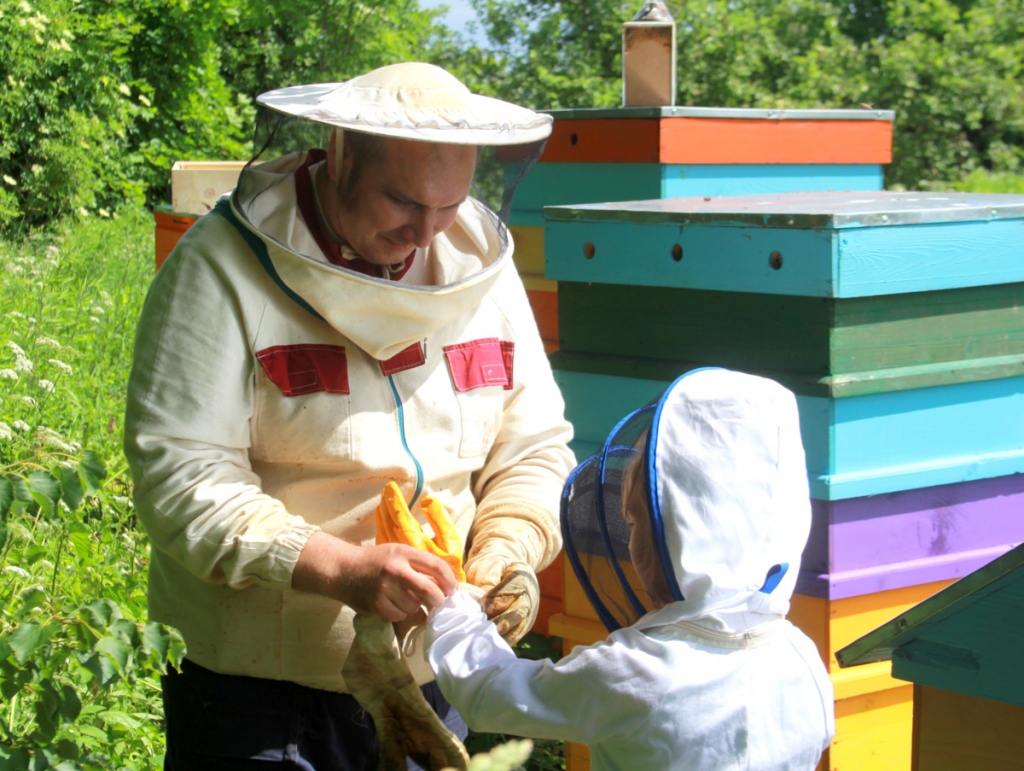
{"left": 1, "top": 0, "right": 1023, "bottom": 768}
{"left": 443, "top": 0, "right": 1024, "bottom": 190}
{"left": 2, "top": 0, "right": 1023, "bottom": 228}
{"left": 0, "top": 211, "right": 184, "bottom": 770}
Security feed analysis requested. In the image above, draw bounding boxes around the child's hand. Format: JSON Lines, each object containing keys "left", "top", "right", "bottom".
{"left": 459, "top": 582, "right": 488, "bottom": 605}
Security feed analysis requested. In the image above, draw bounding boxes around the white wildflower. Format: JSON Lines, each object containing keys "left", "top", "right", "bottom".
{"left": 4, "top": 566, "right": 30, "bottom": 579}
{"left": 89, "top": 316, "right": 100, "bottom": 324}
{"left": 47, "top": 358, "right": 71, "bottom": 374}
{"left": 13, "top": 419, "right": 30, "bottom": 432}
{"left": 2, "top": 174, "right": 15, "bottom": 187}
{"left": 5, "top": 263, "right": 24, "bottom": 275}
{"left": 78, "top": 207, "right": 89, "bottom": 217}
{"left": 26, "top": 317, "right": 35, "bottom": 325}
{"left": 35, "top": 426, "right": 75, "bottom": 452}
{"left": 89, "top": 305, "right": 105, "bottom": 316}
{"left": 36, "top": 337, "right": 60, "bottom": 349}
{"left": 0, "top": 369, "right": 17, "bottom": 381}
{"left": 13, "top": 356, "right": 32, "bottom": 373}
{"left": 6, "top": 341, "right": 25, "bottom": 356}
{"left": 37, "top": 379, "right": 54, "bottom": 393}
{"left": 45, "top": 245, "right": 58, "bottom": 257}
{"left": 0, "top": 422, "right": 12, "bottom": 440}
{"left": 30, "top": 164, "right": 42, "bottom": 175}
{"left": 112, "top": 496, "right": 131, "bottom": 507}
{"left": 16, "top": 396, "right": 35, "bottom": 407}
{"left": 7, "top": 311, "right": 25, "bottom": 319}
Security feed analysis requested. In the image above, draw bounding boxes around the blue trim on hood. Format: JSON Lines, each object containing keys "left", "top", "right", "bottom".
{"left": 214, "top": 198, "right": 326, "bottom": 322}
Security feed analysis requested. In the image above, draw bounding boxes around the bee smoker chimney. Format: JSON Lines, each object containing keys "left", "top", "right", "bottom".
{"left": 622, "top": 0, "right": 677, "bottom": 107}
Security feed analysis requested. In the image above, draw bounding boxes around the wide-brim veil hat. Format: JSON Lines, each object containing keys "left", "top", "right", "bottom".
{"left": 256, "top": 62, "right": 553, "bottom": 146}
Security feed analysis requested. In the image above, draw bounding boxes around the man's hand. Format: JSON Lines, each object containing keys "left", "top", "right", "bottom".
{"left": 292, "top": 531, "right": 457, "bottom": 622}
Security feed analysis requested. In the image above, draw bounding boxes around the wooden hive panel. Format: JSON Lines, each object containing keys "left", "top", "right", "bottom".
{"left": 535, "top": 107, "right": 893, "bottom": 166}
{"left": 555, "top": 281, "right": 1024, "bottom": 397}
{"left": 551, "top": 565, "right": 946, "bottom": 771}
{"left": 912, "top": 685, "right": 1024, "bottom": 770}
{"left": 554, "top": 369, "right": 1024, "bottom": 501}
{"left": 544, "top": 192, "right": 1024, "bottom": 298}
{"left": 510, "top": 163, "right": 883, "bottom": 226}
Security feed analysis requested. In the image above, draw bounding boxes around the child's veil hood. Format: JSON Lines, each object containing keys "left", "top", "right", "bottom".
{"left": 639, "top": 368, "right": 810, "bottom": 633}
{"left": 560, "top": 368, "right": 811, "bottom": 636}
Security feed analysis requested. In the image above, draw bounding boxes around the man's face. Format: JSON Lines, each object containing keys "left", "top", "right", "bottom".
{"left": 329, "top": 134, "right": 477, "bottom": 266}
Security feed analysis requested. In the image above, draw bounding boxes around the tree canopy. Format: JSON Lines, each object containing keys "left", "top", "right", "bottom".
{"left": 1, "top": 0, "right": 1022, "bottom": 228}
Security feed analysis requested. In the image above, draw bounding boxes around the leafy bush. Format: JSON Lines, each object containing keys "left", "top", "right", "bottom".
{"left": 456, "top": 0, "right": 1024, "bottom": 190}
{"left": 0, "top": 0, "right": 455, "bottom": 230}
{"left": 0, "top": 209, "right": 185, "bottom": 770}
{"left": 948, "top": 169, "right": 1024, "bottom": 193}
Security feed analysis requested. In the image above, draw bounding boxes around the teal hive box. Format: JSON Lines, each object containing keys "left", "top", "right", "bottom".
{"left": 504, "top": 108, "right": 896, "bottom": 353}
{"left": 506, "top": 106, "right": 894, "bottom": 226}
{"left": 836, "top": 544, "right": 1024, "bottom": 769}
{"left": 547, "top": 191, "right": 1024, "bottom": 595}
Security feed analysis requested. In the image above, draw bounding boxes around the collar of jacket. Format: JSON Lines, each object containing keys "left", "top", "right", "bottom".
{"left": 231, "top": 152, "right": 509, "bottom": 361}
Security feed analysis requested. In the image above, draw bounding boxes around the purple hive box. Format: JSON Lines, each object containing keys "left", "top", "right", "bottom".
{"left": 798, "top": 474, "right": 1024, "bottom": 599}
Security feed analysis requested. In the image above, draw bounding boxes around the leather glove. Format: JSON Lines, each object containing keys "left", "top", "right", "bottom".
{"left": 472, "top": 560, "right": 540, "bottom": 646}
{"left": 343, "top": 613, "right": 469, "bottom": 771}
{"left": 464, "top": 504, "right": 558, "bottom": 645}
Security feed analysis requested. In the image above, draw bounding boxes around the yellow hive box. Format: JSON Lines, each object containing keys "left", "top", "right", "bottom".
{"left": 550, "top": 556, "right": 953, "bottom": 771}
{"left": 170, "top": 160, "right": 247, "bottom": 215}
{"left": 912, "top": 685, "right": 1024, "bottom": 770}
{"left": 509, "top": 225, "right": 559, "bottom": 352}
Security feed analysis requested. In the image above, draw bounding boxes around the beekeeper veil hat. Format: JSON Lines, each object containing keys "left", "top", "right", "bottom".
{"left": 560, "top": 368, "right": 812, "bottom": 634}
{"left": 247, "top": 62, "right": 551, "bottom": 223}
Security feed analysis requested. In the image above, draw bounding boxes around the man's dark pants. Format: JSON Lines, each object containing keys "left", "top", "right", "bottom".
{"left": 162, "top": 659, "right": 468, "bottom": 770}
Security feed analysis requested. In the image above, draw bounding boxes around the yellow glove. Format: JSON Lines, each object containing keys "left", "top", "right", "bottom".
{"left": 374, "top": 482, "right": 466, "bottom": 582}
{"left": 342, "top": 483, "right": 471, "bottom": 771}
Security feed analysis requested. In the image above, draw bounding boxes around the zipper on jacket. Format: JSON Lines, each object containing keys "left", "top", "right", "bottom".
{"left": 386, "top": 375, "right": 424, "bottom": 506}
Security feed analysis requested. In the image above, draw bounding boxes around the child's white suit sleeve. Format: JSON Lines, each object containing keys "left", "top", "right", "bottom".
{"left": 425, "top": 591, "right": 660, "bottom": 745}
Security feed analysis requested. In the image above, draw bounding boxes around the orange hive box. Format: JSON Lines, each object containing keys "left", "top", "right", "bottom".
{"left": 509, "top": 224, "right": 558, "bottom": 353}
{"left": 549, "top": 554, "right": 954, "bottom": 771}
{"left": 537, "top": 114, "right": 893, "bottom": 166}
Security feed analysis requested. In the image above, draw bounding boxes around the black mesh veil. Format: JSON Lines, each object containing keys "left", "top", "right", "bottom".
{"left": 237, "top": 105, "right": 547, "bottom": 260}
{"left": 561, "top": 399, "right": 682, "bottom": 632}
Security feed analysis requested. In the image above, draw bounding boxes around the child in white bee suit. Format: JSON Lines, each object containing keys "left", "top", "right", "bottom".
{"left": 425, "top": 368, "right": 835, "bottom": 770}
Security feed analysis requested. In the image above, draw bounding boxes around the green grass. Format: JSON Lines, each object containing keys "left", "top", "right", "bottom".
{"left": 926, "top": 169, "right": 1024, "bottom": 194}
{"left": 0, "top": 207, "right": 566, "bottom": 771}
{"left": 0, "top": 208, "right": 178, "bottom": 771}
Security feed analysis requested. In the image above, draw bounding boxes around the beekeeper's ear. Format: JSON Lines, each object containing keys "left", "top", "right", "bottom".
{"left": 328, "top": 128, "right": 346, "bottom": 181}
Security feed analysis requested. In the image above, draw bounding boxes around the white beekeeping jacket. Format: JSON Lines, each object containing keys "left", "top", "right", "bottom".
{"left": 426, "top": 369, "right": 835, "bottom": 770}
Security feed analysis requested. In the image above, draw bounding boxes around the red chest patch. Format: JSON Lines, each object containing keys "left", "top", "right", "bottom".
{"left": 256, "top": 344, "right": 350, "bottom": 397}
{"left": 443, "top": 338, "right": 514, "bottom": 392}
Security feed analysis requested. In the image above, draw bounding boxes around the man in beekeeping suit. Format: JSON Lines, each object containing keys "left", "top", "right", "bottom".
{"left": 123, "top": 62, "right": 574, "bottom": 769}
